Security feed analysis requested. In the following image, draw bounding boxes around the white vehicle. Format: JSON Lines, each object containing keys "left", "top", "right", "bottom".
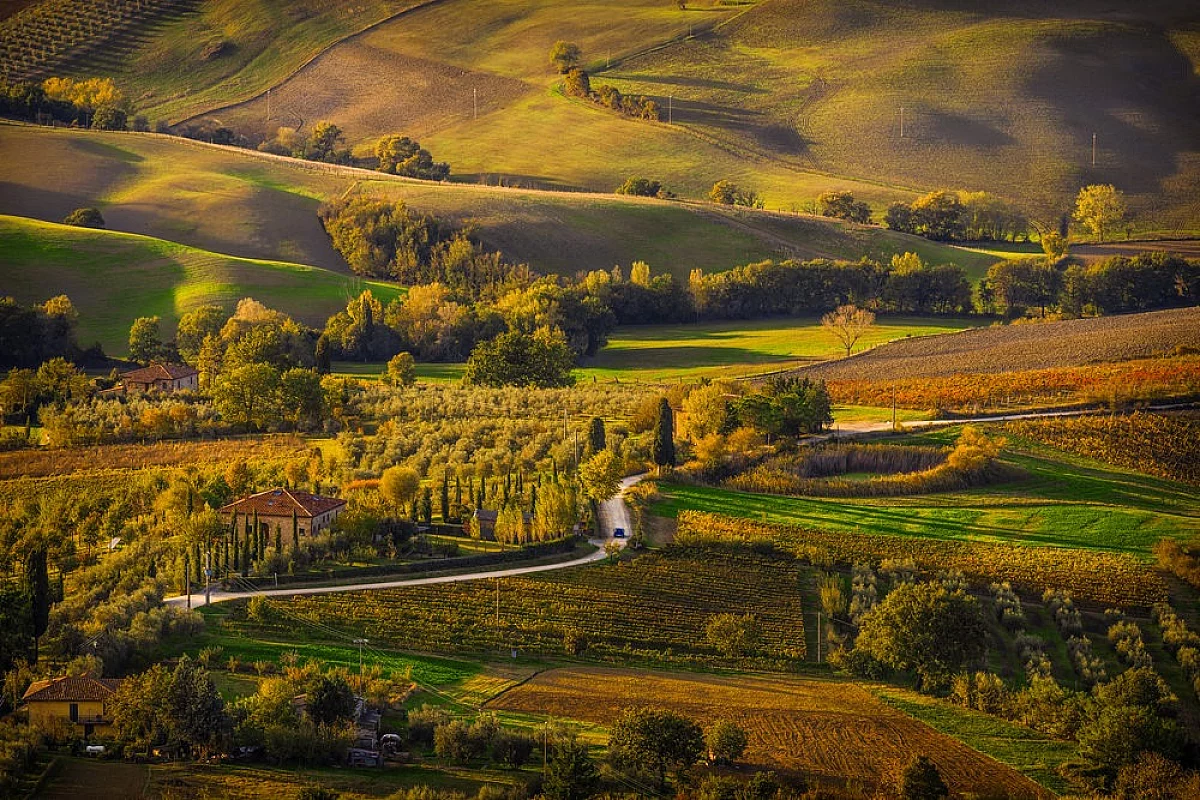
{"left": 85, "top": 745, "right": 105, "bottom": 756}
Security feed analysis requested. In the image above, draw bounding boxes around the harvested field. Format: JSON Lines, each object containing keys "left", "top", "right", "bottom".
{"left": 0, "top": 435, "right": 307, "bottom": 480}
{"left": 793, "top": 308, "right": 1200, "bottom": 381}
{"left": 487, "top": 667, "right": 1049, "bottom": 798}
{"left": 204, "top": 44, "right": 530, "bottom": 143}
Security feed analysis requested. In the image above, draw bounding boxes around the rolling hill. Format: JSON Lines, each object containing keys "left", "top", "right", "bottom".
{"left": 101, "top": 0, "right": 1200, "bottom": 232}
{"left": 0, "top": 122, "right": 999, "bottom": 280}
{"left": 0, "top": 214, "right": 403, "bottom": 352}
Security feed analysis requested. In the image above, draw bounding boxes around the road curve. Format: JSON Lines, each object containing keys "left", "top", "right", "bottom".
{"left": 166, "top": 474, "right": 647, "bottom": 609}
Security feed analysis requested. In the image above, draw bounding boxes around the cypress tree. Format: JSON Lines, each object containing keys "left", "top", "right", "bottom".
{"left": 652, "top": 397, "right": 676, "bottom": 468}
{"left": 479, "top": 476, "right": 486, "bottom": 507}
{"left": 441, "top": 472, "right": 450, "bottom": 522}
{"left": 232, "top": 522, "right": 239, "bottom": 573}
{"left": 182, "top": 551, "right": 190, "bottom": 594}
{"left": 588, "top": 416, "right": 606, "bottom": 455}
{"left": 455, "top": 475, "right": 462, "bottom": 508}
{"left": 192, "top": 543, "right": 202, "bottom": 583}
{"left": 25, "top": 547, "right": 49, "bottom": 656}
{"left": 292, "top": 508, "right": 300, "bottom": 555}
{"left": 315, "top": 335, "right": 331, "bottom": 375}
{"left": 252, "top": 510, "right": 260, "bottom": 559}
{"left": 223, "top": 539, "right": 230, "bottom": 576}
{"left": 274, "top": 526, "right": 282, "bottom": 555}
{"left": 421, "top": 487, "right": 433, "bottom": 524}
{"left": 529, "top": 484, "right": 538, "bottom": 517}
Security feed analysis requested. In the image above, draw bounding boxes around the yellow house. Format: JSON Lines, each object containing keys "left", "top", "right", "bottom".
{"left": 22, "top": 675, "right": 122, "bottom": 737}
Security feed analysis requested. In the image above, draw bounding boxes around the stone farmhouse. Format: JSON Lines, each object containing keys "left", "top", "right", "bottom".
{"left": 120, "top": 363, "right": 199, "bottom": 394}
{"left": 220, "top": 488, "right": 347, "bottom": 537}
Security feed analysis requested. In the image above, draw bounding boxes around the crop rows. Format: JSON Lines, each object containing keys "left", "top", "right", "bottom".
{"left": 276, "top": 548, "right": 807, "bottom": 668}
{"left": 0, "top": 0, "right": 187, "bottom": 81}
{"left": 1004, "top": 412, "right": 1200, "bottom": 486}
{"left": 489, "top": 668, "right": 1048, "bottom": 799}
{"left": 796, "top": 307, "right": 1200, "bottom": 381}
{"left": 676, "top": 511, "right": 1168, "bottom": 608}
{"left": 828, "top": 356, "right": 1200, "bottom": 413}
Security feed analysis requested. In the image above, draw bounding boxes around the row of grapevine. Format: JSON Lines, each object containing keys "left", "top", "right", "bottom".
{"left": 827, "top": 356, "right": 1200, "bottom": 413}
{"left": 675, "top": 511, "right": 1169, "bottom": 607}
{"left": 270, "top": 547, "right": 807, "bottom": 669}
{"left": 1005, "top": 412, "right": 1200, "bottom": 486}
{"left": 0, "top": 0, "right": 188, "bottom": 81}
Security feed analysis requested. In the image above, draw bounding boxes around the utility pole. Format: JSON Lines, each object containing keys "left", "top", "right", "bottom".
{"left": 899, "top": 106, "right": 905, "bottom": 139}
{"left": 892, "top": 384, "right": 897, "bottom": 431}
{"left": 668, "top": 94, "right": 673, "bottom": 124}
{"left": 1092, "top": 132, "right": 1096, "bottom": 167}
{"left": 353, "top": 638, "right": 368, "bottom": 688}
{"left": 204, "top": 549, "right": 211, "bottom": 606}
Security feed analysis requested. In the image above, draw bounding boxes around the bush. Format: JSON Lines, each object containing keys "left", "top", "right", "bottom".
{"left": 616, "top": 177, "right": 672, "bottom": 198}
{"left": 63, "top": 207, "right": 104, "bottom": 228}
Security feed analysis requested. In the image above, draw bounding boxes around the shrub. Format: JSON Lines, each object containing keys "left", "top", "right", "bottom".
{"left": 63, "top": 207, "right": 104, "bottom": 228}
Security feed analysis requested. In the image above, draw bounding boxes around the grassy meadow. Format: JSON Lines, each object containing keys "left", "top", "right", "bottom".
{"left": 0, "top": 215, "right": 403, "bottom": 353}
{"left": 653, "top": 426, "right": 1200, "bottom": 556}
{"left": 576, "top": 315, "right": 977, "bottom": 381}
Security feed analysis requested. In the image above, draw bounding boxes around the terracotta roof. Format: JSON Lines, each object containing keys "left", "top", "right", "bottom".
{"left": 121, "top": 363, "right": 198, "bottom": 382}
{"left": 220, "top": 488, "right": 346, "bottom": 518}
{"left": 23, "top": 676, "right": 121, "bottom": 703}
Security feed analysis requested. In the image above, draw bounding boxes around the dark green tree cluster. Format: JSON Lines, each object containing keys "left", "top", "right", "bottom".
{"left": 615, "top": 177, "right": 672, "bottom": 198}
{"left": 258, "top": 121, "right": 351, "bottom": 164}
{"left": 375, "top": 135, "right": 449, "bottom": 180}
{"left": 463, "top": 328, "right": 575, "bottom": 388}
{"left": 735, "top": 377, "right": 833, "bottom": 438}
{"left": 0, "top": 76, "right": 130, "bottom": 129}
{"left": 885, "top": 189, "right": 1027, "bottom": 242}
{"left": 109, "top": 657, "right": 231, "bottom": 758}
{"left": 980, "top": 252, "right": 1199, "bottom": 318}
{"left": 818, "top": 190, "right": 871, "bottom": 223}
{"left": 318, "top": 196, "right": 529, "bottom": 294}
{"left": 0, "top": 295, "right": 85, "bottom": 370}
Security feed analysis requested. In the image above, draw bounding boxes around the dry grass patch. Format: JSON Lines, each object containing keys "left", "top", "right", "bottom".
{"left": 488, "top": 667, "right": 1048, "bottom": 798}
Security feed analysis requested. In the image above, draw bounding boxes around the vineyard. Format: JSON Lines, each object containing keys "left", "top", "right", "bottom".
{"left": 487, "top": 667, "right": 1049, "bottom": 799}
{"left": 675, "top": 511, "right": 1168, "bottom": 608}
{"left": 827, "top": 356, "right": 1200, "bottom": 414}
{"left": 269, "top": 547, "right": 808, "bottom": 669}
{"left": 0, "top": 434, "right": 307, "bottom": 480}
{"left": 0, "top": 0, "right": 191, "bottom": 81}
{"left": 1005, "top": 412, "right": 1200, "bottom": 487}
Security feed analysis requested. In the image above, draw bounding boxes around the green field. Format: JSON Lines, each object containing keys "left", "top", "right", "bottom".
{"left": 577, "top": 316, "right": 977, "bottom": 381}
{"left": 652, "top": 427, "right": 1200, "bottom": 555}
{"left": 335, "top": 317, "right": 974, "bottom": 386}
{"left": 0, "top": 215, "right": 402, "bottom": 353}
{"left": 0, "top": 124, "right": 991, "bottom": 283}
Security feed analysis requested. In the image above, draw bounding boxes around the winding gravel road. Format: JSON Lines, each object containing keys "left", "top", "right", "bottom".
{"left": 166, "top": 474, "right": 646, "bottom": 609}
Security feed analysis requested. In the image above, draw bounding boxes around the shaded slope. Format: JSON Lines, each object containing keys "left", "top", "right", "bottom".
{"left": 0, "top": 214, "right": 403, "bottom": 352}
{"left": 0, "top": 124, "right": 995, "bottom": 281}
